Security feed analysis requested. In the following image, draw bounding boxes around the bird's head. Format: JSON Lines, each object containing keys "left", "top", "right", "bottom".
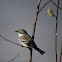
{"left": 15, "top": 29, "right": 27, "bottom": 34}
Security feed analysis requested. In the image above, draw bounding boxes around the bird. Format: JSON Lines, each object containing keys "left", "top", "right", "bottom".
{"left": 15, "top": 29, "right": 45, "bottom": 55}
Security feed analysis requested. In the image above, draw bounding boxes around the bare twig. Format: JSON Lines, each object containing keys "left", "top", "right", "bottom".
{"left": 59, "top": 54, "right": 61, "bottom": 62}
{"left": 55, "top": 0, "right": 60, "bottom": 62}
{"left": 8, "top": 53, "right": 20, "bottom": 62}
{"left": 61, "top": 41, "right": 62, "bottom": 55}
{"left": 29, "top": 0, "right": 41, "bottom": 62}
{"left": 51, "top": 0, "right": 62, "bottom": 10}
{"left": 0, "top": 35, "right": 22, "bottom": 47}
{"left": 29, "top": 48, "right": 32, "bottom": 62}
{"left": 59, "top": 41, "right": 62, "bottom": 62}
{"left": 39, "top": 0, "right": 51, "bottom": 13}
{"left": 39, "top": 0, "right": 62, "bottom": 13}
{"left": 32, "top": 0, "right": 41, "bottom": 39}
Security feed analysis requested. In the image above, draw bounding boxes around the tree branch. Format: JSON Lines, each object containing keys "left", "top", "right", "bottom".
{"left": 8, "top": 53, "right": 20, "bottom": 62}
{"left": 0, "top": 35, "right": 22, "bottom": 47}
{"left": 29, "top": 0, "right": 41, "bottom": 62}
{"left": 55, "top": 0, "right": 60, "bottom": 62}
{"left": 51, "top": 0, "right": 62, "bottom": 10}
{"left": 32, "top": 0, "right": 41, "bottom": 39}
{"left": 59, "top": 40, "right": 62, "bottom": 62}
{"left": 39, "top": 0, "right": 62, "bottom": 13}
{"left": 39, "top": 0, "right": 51, "bottom": 13}
{"left": 29, "top": 48, "right": 32, "bottom": 62}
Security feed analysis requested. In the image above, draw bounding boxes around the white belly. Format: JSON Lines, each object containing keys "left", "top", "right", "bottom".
{"left": 18, "top": 38, "right": 28, "bottom": 47}
{"left": 20, "top": 42, "right": 28, "bottom": 47}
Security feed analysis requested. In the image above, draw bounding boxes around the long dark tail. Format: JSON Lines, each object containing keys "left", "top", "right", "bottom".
{"left": 34, "top": 46, "right": 45, "bottom": 55}
{"left": 32, "top": 41, "right": 45, "bottom": 55}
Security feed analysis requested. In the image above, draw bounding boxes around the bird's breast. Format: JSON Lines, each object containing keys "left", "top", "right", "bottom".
{"left": 18, "top": 37, "right": 28, "bottom": 47}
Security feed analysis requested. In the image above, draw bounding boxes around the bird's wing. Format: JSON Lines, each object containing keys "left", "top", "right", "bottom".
{"left": 19, "top": 34, "right": 35, "bottom": 47}
{"left": 19, "top": 34, "right": 32, "bottom": 42}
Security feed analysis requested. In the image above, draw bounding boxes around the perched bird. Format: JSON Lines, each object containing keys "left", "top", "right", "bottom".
{"left": 15, "top": 29, "right": 45, "bottom": 55}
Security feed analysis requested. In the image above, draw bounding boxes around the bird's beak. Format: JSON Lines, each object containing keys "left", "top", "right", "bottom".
{"left": 15, "top": 30, "right": 18, "bottom": 32}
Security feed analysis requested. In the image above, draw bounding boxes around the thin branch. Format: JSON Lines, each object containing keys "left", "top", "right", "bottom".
{"left": 0, "top": 35, "right": 22, "bottom": 47}
{"left": 61, "top": 40, "right": 62, "bottom": 55}
{"left": 8, "top": 53, "right": 20, "bottom": 62}
{"left": 51, "top": 0, "right": 62, "bottom": 10}
{"left": 39, "top": 0, "right": 62, "bottom": 13}
{"left": 29, "top": 48, "right": 32, "bottom": 62}
{"left": 32, "top": 0, "right": 41, "bottom": 39}
{"left": 59, "top": 54, "right": 61, "bottom": 62}
{"left": 39, "top": 0, "right": 51, "bottom": 13}
{"left": 59, "top": 40, "right": 62, "bottom": 62}
{"left": 55, "top": 0, "right": 60, "bottom": 62}
{"left": 29, "top": 0, "right": 41, "bottom": 62}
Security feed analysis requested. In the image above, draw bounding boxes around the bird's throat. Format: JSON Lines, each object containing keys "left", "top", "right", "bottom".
{"left": 18, "top": 33, "right": 24, "bottom": 37}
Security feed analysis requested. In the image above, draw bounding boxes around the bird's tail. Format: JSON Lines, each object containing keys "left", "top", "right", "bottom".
{"left": 34, "top": 46, "right": 45, "bottom": 55}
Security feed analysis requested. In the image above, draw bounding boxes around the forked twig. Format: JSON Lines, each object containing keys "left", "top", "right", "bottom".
{"left": 30, "top": 0, "right": 41, "bottom": 62}
{"left": 39, "top": 0, "right": 62, "bottom": 13}
{"left": 39, "top": 0, "right": 51, "bottom": 13}
{"left": 51, "top": 0, "right": 62, "bottom": 10}
{"left": 32, "top": 0, "right": 41, "bottom": 39}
